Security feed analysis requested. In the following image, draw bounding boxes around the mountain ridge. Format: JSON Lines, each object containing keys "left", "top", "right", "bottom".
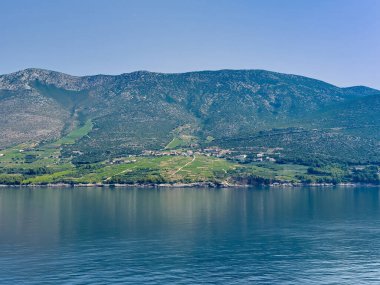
{"left": 1, "top": 68, "right": 380, "bottom": 165}
{"left": 3, "top": 67, "right": 380, "bottom": 90}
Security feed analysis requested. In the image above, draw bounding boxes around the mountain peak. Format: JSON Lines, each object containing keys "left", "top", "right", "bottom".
{"left": 0, "top": 68, "right": 82, "bottom": 91}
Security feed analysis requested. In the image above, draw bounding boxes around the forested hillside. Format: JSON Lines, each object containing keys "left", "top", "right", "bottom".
{"left": 0, "top": 68, "right": 379, "bottom": 185}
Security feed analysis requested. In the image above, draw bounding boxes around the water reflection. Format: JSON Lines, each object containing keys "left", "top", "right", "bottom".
{"left": 0, "top": 187, "right": 380, "bottom": 284}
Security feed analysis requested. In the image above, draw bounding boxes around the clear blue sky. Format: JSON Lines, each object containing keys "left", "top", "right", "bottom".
{"left": 1, "top": 0, "right": 379, "bottom": 88}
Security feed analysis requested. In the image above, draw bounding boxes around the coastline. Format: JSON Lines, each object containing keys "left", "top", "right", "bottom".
{"left": 0, "top": 182, "right": 379, "bottom": 188}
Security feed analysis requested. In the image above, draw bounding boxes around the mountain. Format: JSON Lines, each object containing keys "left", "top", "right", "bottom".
{"left": 1, "top": 68, "right": 379, "bottom": 165}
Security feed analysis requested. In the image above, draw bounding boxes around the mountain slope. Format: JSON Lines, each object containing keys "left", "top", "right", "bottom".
{"left": 0, "top": 68, "right": 379, "bottom": 164}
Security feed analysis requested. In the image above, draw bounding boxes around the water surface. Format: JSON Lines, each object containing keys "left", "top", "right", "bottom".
{"left": 1, "top": 186, "right": 380, "bottom": 284}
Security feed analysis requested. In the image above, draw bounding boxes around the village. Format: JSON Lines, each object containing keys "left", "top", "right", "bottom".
{"left": 0, "top": 142, "right": 281, "bottom": 167}
{"left": 107, "top": 147, "right": 281, "bottom": 165}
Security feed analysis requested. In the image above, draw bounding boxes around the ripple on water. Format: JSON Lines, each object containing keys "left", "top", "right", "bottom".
{"left": 1, "top": 187, "right": 380, "bottom": 284}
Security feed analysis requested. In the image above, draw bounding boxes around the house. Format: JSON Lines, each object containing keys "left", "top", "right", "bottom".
{"left": 112, "top": 158, "right": 125, "bottom": 165}
{"left": 234, "top": 154, "right": 247, "bottom": 162}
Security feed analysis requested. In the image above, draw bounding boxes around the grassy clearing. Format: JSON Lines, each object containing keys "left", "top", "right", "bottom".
{"left": 239, "top": 162, "right": 308, "bottom": 182}
{"left": 0, "top": 121, "right": 94, "bottom": 182}
{"left": 165, "top": 138, "right": 183, "bottom": 149}
{"left": 169, "top": 155, "right": 237, "bottom": 182}
{"left": 61, "top": 155, "right": 239, "bottom": 184}
{"left": 165, "top": 135, "right": 197, "bottom": 149}
{"left": 0, "top": 143, "right": 57, "bottom": 169}
{"left": 55, "top": 120, "right": 93, "bottom": 145}
{"left": 23, "top": 170, "right": 76, "bottom": 184}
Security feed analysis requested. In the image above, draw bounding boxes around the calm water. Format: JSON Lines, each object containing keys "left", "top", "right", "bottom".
{"left": 1, "top": 187, "right": 380, "bottom": 284}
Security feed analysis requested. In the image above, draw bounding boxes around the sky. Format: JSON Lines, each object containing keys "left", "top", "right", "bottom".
{"left": 1, "top": 0, "right": 379, "bottom": 88}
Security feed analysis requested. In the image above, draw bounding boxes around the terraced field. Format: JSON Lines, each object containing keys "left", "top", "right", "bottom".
{"left": 0, "top": 134, "right": 310, "bottom": 186}
{"left": 0, "top": 121, "right": 378, "bottom": 186}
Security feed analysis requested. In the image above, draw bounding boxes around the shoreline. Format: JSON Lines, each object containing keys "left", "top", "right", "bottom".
{"left": 0, "top": 182, "right": 379, "bottom": 188}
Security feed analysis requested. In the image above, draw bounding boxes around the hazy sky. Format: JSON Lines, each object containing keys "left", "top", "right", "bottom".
{"left": 1, "top": 0, "right": 379, "bottom": 88}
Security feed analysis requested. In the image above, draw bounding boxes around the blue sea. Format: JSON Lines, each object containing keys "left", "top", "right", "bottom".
{"left": 1, "top": 186, "right": 380, "bottom": 284}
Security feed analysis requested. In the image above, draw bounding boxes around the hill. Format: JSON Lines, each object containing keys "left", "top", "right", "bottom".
{"left": 1, "top": 68, "right": 379, "bottom": 163}
{"left": 0, "top": 68, "right": 379, "bottom": 186}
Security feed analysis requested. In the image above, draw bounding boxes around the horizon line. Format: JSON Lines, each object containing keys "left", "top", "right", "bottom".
{"left": 1, "top": 67, "right": 379, "bottom": 90}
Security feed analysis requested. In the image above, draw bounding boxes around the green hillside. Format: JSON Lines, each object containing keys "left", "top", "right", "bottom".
{"left": 0, "top": 68, "right": 379, "bottom": 185}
